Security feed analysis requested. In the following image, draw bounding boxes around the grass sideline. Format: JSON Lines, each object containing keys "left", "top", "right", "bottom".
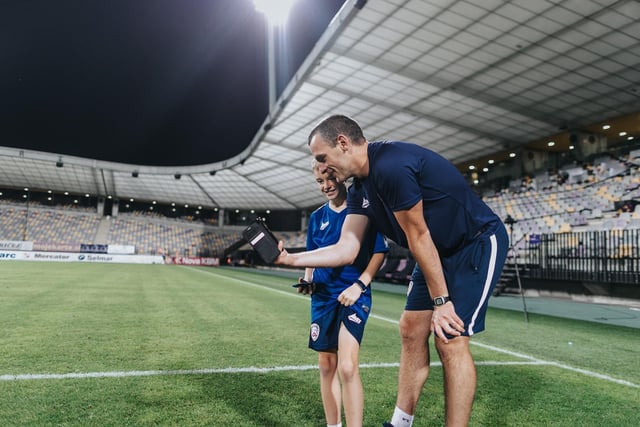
{"left": 0, "top": 262, "right": 637, "bottom": 426}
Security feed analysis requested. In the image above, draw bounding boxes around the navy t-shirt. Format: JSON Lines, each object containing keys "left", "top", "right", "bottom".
{"left": 347, "top": 141, "right": 499, "bottom": 257}
{"left": 307, "top": 202, "right": 388, "bottom": 297}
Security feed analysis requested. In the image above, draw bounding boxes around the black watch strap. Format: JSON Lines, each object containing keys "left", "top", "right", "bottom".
{"left": 354, "top": 279, "right": 368, "bottom": 293}
{"left": 433, "top": 295, "right": 451, "bottom": 306}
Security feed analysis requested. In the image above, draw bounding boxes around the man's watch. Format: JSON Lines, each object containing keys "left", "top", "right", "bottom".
{"left": 433, "top": 295, "right": 451, "bottom": 306}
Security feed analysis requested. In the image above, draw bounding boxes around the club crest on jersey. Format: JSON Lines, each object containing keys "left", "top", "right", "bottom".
{"left": 320, "top": 221, "right": 329, "bottom": 230}
{"left": 362, "top": 198, "right": 370, "bottom": 208}
{"left": 348, "top": 313, "right": 361, "bottom": 324}
{"left": 310, "top": 323, "right": 320, "bottom": 341}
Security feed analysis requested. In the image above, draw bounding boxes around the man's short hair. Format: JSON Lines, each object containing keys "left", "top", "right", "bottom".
{"left": 308, "top": 115, "right": 366, "bottom": 147}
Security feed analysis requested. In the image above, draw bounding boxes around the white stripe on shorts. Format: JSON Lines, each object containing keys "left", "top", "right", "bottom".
{"left": 468, "top": 233, "right": 498, "bottom": 336}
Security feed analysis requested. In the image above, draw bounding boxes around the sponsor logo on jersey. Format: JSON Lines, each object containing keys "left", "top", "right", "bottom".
{"left": 320, "top": 220, "right": 329, "bottom": 230}
{"left": 348, "top": 313, "right": 361, "bottom": 324}
{"left": 310, "top": 323, "right": 320, "bottom": 341}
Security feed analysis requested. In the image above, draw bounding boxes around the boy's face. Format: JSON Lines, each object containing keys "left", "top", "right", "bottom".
{"left": 314, "top": 168, "right": 344, "bottom": 202}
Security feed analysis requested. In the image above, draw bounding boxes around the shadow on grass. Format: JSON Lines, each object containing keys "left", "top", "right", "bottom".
{"left": 473, "top": 366, "right": 557, "bottom": 426}
{"left": 197, "top": 372, "right": 325, "bottom": 426}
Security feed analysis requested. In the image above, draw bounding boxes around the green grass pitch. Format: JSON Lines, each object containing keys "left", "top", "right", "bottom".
{"left": 0, "top": 262, "right": 638, "bottom": 426}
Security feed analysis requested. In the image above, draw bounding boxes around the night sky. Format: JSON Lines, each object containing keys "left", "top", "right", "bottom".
{"left": 0, "top": 0, "right": 345, "bottom": 166}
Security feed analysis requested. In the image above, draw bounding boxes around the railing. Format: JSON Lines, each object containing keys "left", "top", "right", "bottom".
{"left": 515, "top": 229, "right": 640, "bottom": 284}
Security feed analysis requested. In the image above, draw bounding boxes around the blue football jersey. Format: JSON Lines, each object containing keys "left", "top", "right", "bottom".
{"left": 307, "top": 202, "right": 388, "bottom": 298}
{"left": 347, "top": 141, "right": 500, "bottom": 256}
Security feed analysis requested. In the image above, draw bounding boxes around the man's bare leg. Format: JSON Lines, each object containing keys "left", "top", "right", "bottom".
{"left": 395, "top": 310, "right": 432, "bottom": 414}
{"left": 435, "top": 336, "right": 475, "bottom": 427}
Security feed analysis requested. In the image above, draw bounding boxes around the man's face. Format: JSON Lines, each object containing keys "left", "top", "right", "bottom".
{"left": 309, "top": 134, "right": 350, "bottom": 184}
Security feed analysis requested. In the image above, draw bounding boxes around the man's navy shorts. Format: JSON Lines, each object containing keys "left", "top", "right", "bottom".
{"left": 405, "top": 222, "right": 509, "bottom": 336}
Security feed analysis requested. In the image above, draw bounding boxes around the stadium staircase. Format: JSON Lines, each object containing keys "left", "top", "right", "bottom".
{"left": 94, "top": 217, "right": 111, "bottom": 244}
{"left": 494, "top": 259, "right": 520, "bottom": 296}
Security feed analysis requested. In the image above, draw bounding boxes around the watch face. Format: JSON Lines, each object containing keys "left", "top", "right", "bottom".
{"left": 434, "top": 296, "right": 449, "bottom": 306}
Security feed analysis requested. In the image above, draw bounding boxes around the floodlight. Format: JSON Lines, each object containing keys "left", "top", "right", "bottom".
{"left": 253, "top": 0, "right": 297, "bottom": 108}
{"left": 253, "top": 0, "right": 297, "bottom": 26}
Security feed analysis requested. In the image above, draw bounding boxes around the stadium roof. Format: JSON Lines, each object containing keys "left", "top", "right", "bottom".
{"left": 1, "top": 0, "right": 638, "bottom": 211}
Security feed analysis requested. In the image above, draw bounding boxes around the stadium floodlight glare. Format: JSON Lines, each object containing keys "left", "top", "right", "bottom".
{"left": 253, "top": 0, "right": 297, "bottom": 26}
{"left": 253, "top": 0, "right": 297, "bottom": 109}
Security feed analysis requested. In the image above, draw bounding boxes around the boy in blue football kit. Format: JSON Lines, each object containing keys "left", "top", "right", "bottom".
{"left": 297, "top": 162, "right": 387, "bottom": 427}
{"left": 277, "top": 115, "right": 508, "bottom": 427}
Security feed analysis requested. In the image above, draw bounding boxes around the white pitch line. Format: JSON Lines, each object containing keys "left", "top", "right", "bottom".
{"left": 193, "top": 268, "right": 640, "bottom": 389}
{"left": 471, "top": 341, "right": 639, "bottom": 388}
{"left": 3, "top": 268, "right": 636, "bottom": 388}
{"left": 1, "top": 365, "right": 321, "bottom": 381}
{"left": 1, "top": 361, "right": 558, "bottom": 382}
{"left": 367, "top": 317, "right": 639, "bottom": 388}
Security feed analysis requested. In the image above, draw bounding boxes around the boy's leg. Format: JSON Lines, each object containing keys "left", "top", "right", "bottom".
{"left": 318, "top": 351, "right": 341, "bottom": 425}
{"left": 337, "top": 323, "right": 363, "bottom": 427}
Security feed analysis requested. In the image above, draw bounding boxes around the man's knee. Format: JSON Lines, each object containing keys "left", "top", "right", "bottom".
{"left": 399, "top": 310, "right": 431, "bottom": 342}
{"left": 435, "top": 336, "right": 470, "bottom": 362}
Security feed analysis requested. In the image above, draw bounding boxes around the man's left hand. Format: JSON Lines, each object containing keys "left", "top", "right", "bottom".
{"left": 431, "top": 302, "right": 465, "bottom": 343}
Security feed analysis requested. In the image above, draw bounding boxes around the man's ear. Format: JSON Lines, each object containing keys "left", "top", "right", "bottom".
{"left": 336, "top": 134, "right": 349, "bottom": 152}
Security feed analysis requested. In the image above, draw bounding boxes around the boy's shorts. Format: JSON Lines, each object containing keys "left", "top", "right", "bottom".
{"left": 405, "top": 222, "right": 508, "bottom": 337}
{"left": 308, "top": 289, "right": 371, "bottom": 351}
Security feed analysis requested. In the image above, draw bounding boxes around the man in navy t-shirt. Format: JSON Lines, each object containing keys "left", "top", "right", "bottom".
{"left": 276, "top": 115, "right": 509, "bottom": 427}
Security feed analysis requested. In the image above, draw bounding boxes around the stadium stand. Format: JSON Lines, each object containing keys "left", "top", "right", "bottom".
{"left": 106, "top": 214, "right": 239, "bottom": 257}
{"left": 1, "top": 146, "right": 639, "bottom": 298}
{"left": 484, "top": 152, "right": 640, "bottom": 298}
{"left": 0, "top": 204, "right": 99, "bottom": 243}
{"left": 0, "top": 206, "right": 26, "bottom": 240}
{"left": 375, "top": 257, "right": 400, "bottom": 283}
{"left": 387, "top": 257, "right": 416, "bottom": 283}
